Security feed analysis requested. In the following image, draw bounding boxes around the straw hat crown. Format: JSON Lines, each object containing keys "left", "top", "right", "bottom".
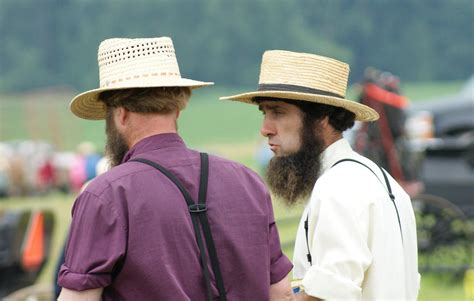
{"left": 70, "top": 37, "right": 213, "bottom": 120}
{"left": 259, "top": 50, "right": 349, "bottom": 98}
{"left": 220, "top": 50, "right": 379, "bottom": 122}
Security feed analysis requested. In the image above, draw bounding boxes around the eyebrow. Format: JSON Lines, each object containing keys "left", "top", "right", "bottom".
{"left": 258, "top": 104, "right": 281, "bottom": 111}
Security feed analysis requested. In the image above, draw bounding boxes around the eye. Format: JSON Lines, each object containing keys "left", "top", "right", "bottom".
{"left": 273, "top": 109, "right": 284, "bottom": 116}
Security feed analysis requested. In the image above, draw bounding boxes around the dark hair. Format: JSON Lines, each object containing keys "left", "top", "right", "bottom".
{"left": 253, "top": 97, "right": 355, "bottom": 132}
{"left": 98, "top": 87, "right": 191, "bottom": 114}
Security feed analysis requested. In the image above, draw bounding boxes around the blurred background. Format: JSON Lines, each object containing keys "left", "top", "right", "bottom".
{"left": 0, "top": 0, "right": 473, "bottom": 300}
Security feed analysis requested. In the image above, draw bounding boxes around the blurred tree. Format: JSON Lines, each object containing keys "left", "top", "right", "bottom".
{"left": 0, "top": 0, "right": 472, "bottom": 92}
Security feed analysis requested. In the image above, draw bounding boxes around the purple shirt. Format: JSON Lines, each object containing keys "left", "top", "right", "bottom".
{"left": 59, "top": 133, "right": 292, "bottom": 300}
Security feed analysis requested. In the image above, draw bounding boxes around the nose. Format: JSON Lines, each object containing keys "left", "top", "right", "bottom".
{"left": 260, "top": 116, "right": 275, "bottom": 138}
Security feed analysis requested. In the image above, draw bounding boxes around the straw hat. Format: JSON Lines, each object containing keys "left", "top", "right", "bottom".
{"left": 220, "top": 50, "right": 379, "bottom": 122}
{"left": 70, "top": 37, "right": 213, "bottom": 120}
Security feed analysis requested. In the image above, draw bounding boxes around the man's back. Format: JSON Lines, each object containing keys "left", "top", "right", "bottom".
{"left": 59, "top": 133, "right": 291, "bottom": 300}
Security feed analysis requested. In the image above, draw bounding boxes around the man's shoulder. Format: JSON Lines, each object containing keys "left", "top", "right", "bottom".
{"left": 325, "top": 153, "right": 380, "bottom": 177}
{"left": 209, "top": 153, "right": 262, "bottom": 178}
{"left": 317, "top": 154, "right": 385, "bottom": 194}
{"left": 81, "top": 161, "right": 144, "bottom": 196}
{"left": 209, "top": 153, "right": 251, "bottom": 169}
{"left": 319, "top": 153, "right": 408, "bottom": 198}
{"left": 207, "top": 154, "right": 269, "bottom": 195}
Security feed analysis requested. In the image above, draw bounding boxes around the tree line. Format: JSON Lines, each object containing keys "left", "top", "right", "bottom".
{"left": 0, "top": 0, "right": 473, "bottom": 93}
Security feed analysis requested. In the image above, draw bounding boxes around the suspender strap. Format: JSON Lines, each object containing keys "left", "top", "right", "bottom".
{"left": 332, "top": 159, "right": 403, "bottom": 242}
{"left": 304, "top": 217, "right": 312, "bottom": 265}
{"left": 304, "top": 158, "right": 404, "bottom": 265}
{"left": 130, "top": 154, "right": 226, "bottom": 301}
{"left": 376, "top": 165, "right": 402, "bottom": 238}
{"left": 197, "top": 153, "right": 227, "bottom": 300}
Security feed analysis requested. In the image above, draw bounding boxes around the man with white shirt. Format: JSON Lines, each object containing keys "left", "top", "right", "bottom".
{"left": 221, "top": 50, "right": 420, "bottom": 300}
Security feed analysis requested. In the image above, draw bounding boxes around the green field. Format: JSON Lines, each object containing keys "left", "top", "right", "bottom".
{"left": 0, "top": 81, "right": 470, "bottom": 299}
{"left": 0, "top": 81, "right": 465, "bottom": 152}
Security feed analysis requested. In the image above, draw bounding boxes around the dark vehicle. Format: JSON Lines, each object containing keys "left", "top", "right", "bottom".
{"left": 0, "top": 209, "right": 54, "bottom": 298}
{"left": 407, "top": 76, "right": 474, "bottom": 216}
{"left": 405, "top": 76, "right": 474, "bottom": 274}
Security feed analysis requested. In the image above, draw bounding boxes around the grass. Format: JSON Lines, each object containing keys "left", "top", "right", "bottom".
{"left": 0, "top": 87, "right": 263, "bottom": 152}
{"left": 0, "top": 81, "right": 465, "bottom": 151}
{"left": 401, "top": 80, "right": 465, "bottom": 101}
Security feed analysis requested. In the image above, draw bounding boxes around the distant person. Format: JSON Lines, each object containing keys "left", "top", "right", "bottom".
{"left": 79, "top": 141, "right": 102, "bottom": 182}
{"left": 0, "top": 155, "right": 9, "bottom": 198}
{"left": 68, "top": 152, "right": 86, "bottom": 193}
{"left": 357, "top": 68, "right": 418, "bottom": 182}
{"left": 36, "top": 156, "right": 56, "bottom": 194}
{"left": 221, "top": 50, "right": 420, "bottom": 300}
{"left": 57, "top": 37, "right": 293, "bottom": 301}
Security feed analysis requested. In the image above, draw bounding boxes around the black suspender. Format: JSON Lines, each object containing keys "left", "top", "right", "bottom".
{"left": 304, "top": 158, "right": 403, "bottom": 266}
{"left": 130, "top": 153, "right": 227, "bottom": 301}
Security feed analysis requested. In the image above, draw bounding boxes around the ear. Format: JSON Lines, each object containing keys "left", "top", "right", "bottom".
{"left": 318, "top": 116, "right": 330, "bottom": 129}
{"left": 116, "top": 107, "right": 130, "bottom": 127}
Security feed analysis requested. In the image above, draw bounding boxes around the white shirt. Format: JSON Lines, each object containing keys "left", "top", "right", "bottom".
{"left": 293, "top": 139, "right": 420, "bottom": 300}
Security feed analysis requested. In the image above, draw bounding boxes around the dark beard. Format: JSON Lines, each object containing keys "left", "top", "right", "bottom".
{"left": 105, "top": 110, "right": 129, "bottom": 167}
{"left": 266, "top": 120, "right": 324, "bottom": 206}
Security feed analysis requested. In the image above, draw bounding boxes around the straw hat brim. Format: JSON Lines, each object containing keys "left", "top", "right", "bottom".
{"left": 70, "top": 78, "right": 213, "bottom": 120}
{"left": 220, "top": 90, "right": 379, "bottom": 122}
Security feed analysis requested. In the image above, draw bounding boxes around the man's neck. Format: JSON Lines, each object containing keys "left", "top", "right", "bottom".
{"left": 126, "top": 113, "right": 178, "bottom": 148}
{"left": 322, "top": 131, "right": 343, "bottom": 151}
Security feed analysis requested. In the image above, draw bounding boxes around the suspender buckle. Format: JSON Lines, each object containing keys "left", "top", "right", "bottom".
{"left": 388, "top": 192, "right": 395, "bottom": 201}
{"left": 189, "top": 203, "right": 207, "bottom": 213}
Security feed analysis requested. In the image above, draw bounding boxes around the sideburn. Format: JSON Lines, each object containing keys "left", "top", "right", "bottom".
{"left": 266, "top": 116, "right": 325, "bottom": 206}
{"left": 105, "top": 109, "right": 129, "bottom": 167}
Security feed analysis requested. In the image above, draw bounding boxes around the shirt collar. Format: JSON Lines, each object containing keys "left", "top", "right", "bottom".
{"left": 320, "top": 138, "right": 354, "bottom": 175}
{"left": 122, "top": 133, "right": 186, "bottom": 163}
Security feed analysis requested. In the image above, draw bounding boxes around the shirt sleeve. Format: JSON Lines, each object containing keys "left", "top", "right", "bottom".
{"left": 302, "top": 182, "right": 373, "bottom": 300}
{"left": 267, "top": 192, "right": 293, "bottom": 284}
{"left": 58, "top": 190, "right": 127, "bottom": 291}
